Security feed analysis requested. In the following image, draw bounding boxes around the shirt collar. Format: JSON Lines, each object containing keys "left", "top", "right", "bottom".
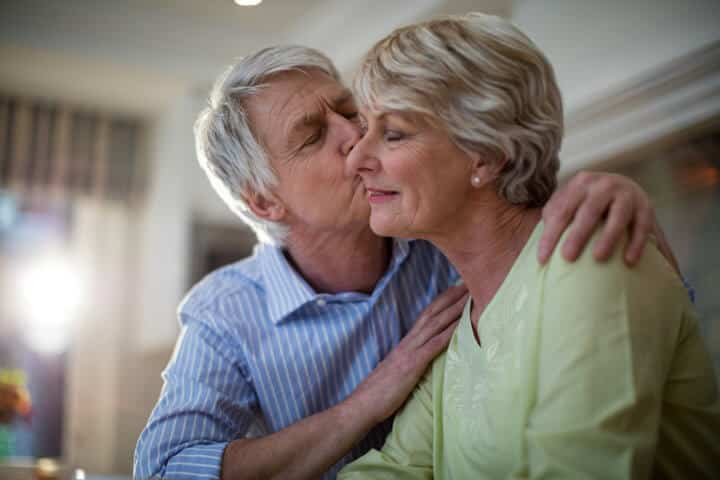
{"left": 258, "top": 238, "right": 413, "bottom": 325}
{"left": 258, "top": 243, "right": 317, "bottom": 324}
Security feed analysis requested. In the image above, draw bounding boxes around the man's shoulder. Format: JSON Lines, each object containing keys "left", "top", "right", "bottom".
{"left": 179, "top": 251, "right": 266, "bottom": 319}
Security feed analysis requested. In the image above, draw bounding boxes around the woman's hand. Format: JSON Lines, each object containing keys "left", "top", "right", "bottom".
{"left": 538, "top": 171, "right": 679, "bottom": 271}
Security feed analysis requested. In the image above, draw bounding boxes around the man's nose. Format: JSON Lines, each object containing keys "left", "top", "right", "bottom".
{"left": 340, "top": 115, "right": 363, "bottom": 157}
{"left": 345, "top": 131, "right": 377, "bottom": 178}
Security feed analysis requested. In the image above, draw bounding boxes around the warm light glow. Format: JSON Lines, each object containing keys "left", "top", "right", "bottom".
{"left": 234, "top": 0, "right": 262, "bottom": 5}
{"left": 16, "top": 254, "right": 85, "bottom": 354}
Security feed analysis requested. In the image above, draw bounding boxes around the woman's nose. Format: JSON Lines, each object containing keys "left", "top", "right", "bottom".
{"left": 345, "top": 133, "right": 378, "bottom": 177}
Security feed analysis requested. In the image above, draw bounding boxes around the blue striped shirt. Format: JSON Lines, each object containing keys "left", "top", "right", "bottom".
{"left": 134, "top": 238, "right": 458, "bottom": 479}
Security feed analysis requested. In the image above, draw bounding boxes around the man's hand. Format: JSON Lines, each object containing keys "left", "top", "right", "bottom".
{"left": 348, "top": 284, "right": 468, "bottom": 424}
{"left": 221, "top": 285, "right": 467, "bottom": 480}
{"left": 539, "top": 171, "right": 662, "bottom": 267}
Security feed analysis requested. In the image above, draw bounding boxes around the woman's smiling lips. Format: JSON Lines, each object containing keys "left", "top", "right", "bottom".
{"left": 365, "top": 187, "right": 398, "bottom": 204}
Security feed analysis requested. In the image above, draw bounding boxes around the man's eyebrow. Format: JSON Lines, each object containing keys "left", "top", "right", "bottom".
{"left": 332, "top": 89, "right": 354, "bottom": 107}
{"left": 286, "top": 89, "right": 355, "bottom": 142}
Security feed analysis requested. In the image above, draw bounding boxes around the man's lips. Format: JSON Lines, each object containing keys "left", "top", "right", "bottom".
{"left": 365, "top": 187, "right": 398, "bottom": 204}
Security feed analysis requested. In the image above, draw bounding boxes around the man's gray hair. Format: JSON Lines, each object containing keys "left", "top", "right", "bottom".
{"left": 195, "top": 45, "right": 341, "bottom": 245}
{"left": 354, "top": 13, "right": 563, "bottom": 207}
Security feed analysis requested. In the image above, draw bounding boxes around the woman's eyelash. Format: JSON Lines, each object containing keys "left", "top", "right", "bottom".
{"left": 385, "top": 131, "right": 405, "bottom": 141}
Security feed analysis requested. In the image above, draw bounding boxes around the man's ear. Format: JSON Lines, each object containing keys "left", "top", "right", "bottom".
{"left": 243, "top": 190, "right": 287, "bottom": 222}
{"left": 469, "top": 151, "right": 507, "bottom": 188}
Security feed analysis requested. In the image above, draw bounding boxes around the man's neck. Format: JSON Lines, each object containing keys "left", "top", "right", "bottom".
{"left": 283, "top": 226, "right": 391, "bottom": 295}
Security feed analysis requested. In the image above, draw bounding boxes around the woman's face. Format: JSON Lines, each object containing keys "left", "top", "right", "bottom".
{"left": 346, "top": 106, "right": 476, "bottom": 239}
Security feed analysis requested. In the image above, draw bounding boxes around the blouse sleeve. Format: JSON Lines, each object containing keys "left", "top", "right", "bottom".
{"left": 339, "top": 357, "right": 440, "bottom": 480}
{"left": 526, "top": 239, "right": 703, "bottom": 479}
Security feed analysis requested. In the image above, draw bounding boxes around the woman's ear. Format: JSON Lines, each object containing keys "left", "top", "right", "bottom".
{"left": 469, "top": 151, "right": 507, "bottom": 188}
{"left": 243, "top": 190, "right": 287, "bottom": 222}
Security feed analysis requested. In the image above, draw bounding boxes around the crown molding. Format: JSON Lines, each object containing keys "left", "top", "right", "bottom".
{"left": 561, "top": 40, "right": 720, "bottom": 174}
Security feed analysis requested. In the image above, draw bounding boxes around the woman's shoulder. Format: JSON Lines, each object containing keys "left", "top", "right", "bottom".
{"left": 542, "top": 226, "right": 686, "bottom": 304}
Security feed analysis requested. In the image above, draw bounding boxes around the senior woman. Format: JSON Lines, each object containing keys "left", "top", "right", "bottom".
{"left": 339, "top": 13, "right": 720, "bottom": 479}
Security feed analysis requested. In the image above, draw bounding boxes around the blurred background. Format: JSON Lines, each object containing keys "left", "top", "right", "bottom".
{"left": 0, "top": 0, "right": 718, "bottom": 477}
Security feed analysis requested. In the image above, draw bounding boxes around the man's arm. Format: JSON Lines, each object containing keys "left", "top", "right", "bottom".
{"left": 133, "top": 315, "right": 260, "bottom": 479}
{"left": 219, "top": 285, "right": 468, "bottom": 480}
{"left": 538, "top": 171, "right": 678, "bottom": 271}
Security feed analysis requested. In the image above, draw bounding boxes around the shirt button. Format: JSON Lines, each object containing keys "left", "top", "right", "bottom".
{"left": 316, "top": 298, "right": 327, "bottom": 307}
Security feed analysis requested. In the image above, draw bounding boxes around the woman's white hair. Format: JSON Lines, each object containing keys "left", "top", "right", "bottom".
{"left": 195, "top": 45, "right": 340, "bottom": 245}
{"left": 354, "top": 13, "right": 563, "bottom": 207}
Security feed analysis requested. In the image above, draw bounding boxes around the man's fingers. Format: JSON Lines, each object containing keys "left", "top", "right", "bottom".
{"left": 538, "top": 185, "right": 585, "bottom": 264}
{"left": 592, "top": 193, "right": 634, "bottom": 261}
{"left": 427, "top": 292, "right": 467, "bottom": 332}
{"left": 421, "top": 319, "right": 460, "bottom": 360}
{"left": 412, "top": 291, "right": 467, "bottom": 345}
{"left": 406, "top": 289, "right": 467, "bottom": 351}
{"left": 414, "top": 285, "right": 467, "bottom": 326}
{"left": 560, "top": 192, "right": 611, "bottom": 262}
{"left": 624, "top": 204, "right": 653, "bottom": 265}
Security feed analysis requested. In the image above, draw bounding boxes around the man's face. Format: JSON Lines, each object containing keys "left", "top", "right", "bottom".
{"left": 247, "top": 69, "right": 370, "bottom": 239}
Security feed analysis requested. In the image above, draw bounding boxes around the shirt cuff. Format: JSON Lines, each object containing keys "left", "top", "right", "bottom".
{"left": 164, "top": 442, "right": 228, "bottom": 479}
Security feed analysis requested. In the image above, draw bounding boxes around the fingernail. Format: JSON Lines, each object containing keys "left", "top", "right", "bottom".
{"left": 625, "top": 251, "right": 637, "bottom": 265}
{"left": 538, "top": 244, "right": 549, "bottom": 262}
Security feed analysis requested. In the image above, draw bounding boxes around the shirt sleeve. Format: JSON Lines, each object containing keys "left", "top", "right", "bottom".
{"left": 338, "top": 361, "right": 439, "bottom": 480}
{"left": 134, "top": 311, "right": 258, "bottom": 479}
{"left": 526, "top": 239, "right": 706, "bottom": 479}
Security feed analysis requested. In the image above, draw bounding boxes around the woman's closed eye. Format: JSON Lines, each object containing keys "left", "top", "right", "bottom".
{"left": 384, "top": 130, "right": 406, "bottom": 142}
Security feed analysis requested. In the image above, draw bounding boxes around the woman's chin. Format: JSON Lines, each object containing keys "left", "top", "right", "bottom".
{"left": 369, "top": 217, "right": 413, "bottom": 239}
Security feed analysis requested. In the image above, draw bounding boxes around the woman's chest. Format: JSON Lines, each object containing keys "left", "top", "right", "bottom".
{"left": 439, "top": 283, "right": 539, "bottom": 477}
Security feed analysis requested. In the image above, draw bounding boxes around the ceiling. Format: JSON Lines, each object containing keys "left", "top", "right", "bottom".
{"left": 0, "top": 0, "right": 509, "bottom": 115}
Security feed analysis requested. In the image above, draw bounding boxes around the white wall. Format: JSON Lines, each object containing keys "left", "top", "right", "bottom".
{"left": 132, "top": 94, "right": 198, "bottom": 351}
{"left": 512, "top": 0, "right": 720, "bottom": 112}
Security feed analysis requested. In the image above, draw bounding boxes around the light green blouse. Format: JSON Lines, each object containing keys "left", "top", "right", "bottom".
{"left": 340, "top": 223, "right": 720, "bottom": 479}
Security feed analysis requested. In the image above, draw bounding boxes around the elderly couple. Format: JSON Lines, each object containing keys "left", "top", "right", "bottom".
{"left": 135, "top": 13, "right": 719, "bottom": 479}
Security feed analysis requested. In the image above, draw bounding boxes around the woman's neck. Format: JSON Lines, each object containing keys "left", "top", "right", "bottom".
{"left": 428, "top": 197, "right": 541, "bottom": 325}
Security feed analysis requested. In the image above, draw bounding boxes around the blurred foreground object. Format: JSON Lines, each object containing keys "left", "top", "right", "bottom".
{"left": 34, "top": 458, "right": 61, "bottom": 480}
{"left": 0, "top": 368, "right": 32, "bottom": 424}
{"left": 0, "top": 382, "right": 32, "bottom": 424}
{"left": 0, "top": 368, "right": 32, "bottom": 458}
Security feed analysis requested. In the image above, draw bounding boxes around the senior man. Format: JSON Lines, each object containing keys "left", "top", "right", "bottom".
{"left": 134, "top": 45, "right": 675, "bottom": 480}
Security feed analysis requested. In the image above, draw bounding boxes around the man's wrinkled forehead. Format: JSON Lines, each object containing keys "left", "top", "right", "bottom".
{"left": 249, "top": 70, "right": 348, "bottom": 133}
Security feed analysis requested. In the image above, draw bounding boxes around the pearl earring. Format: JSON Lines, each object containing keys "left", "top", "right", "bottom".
{"left": 471, "top": 175, "right": 482, "bottom": 188}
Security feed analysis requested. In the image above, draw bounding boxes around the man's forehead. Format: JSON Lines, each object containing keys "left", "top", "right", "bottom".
{"left": 250, "top": 71, "right": 346, "bottom": 125}
{"left": 247, "top": 69, "right": 352, "bottom": 155}
{"left": 267, "top": 70, "right": 347, "bottom": 109}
